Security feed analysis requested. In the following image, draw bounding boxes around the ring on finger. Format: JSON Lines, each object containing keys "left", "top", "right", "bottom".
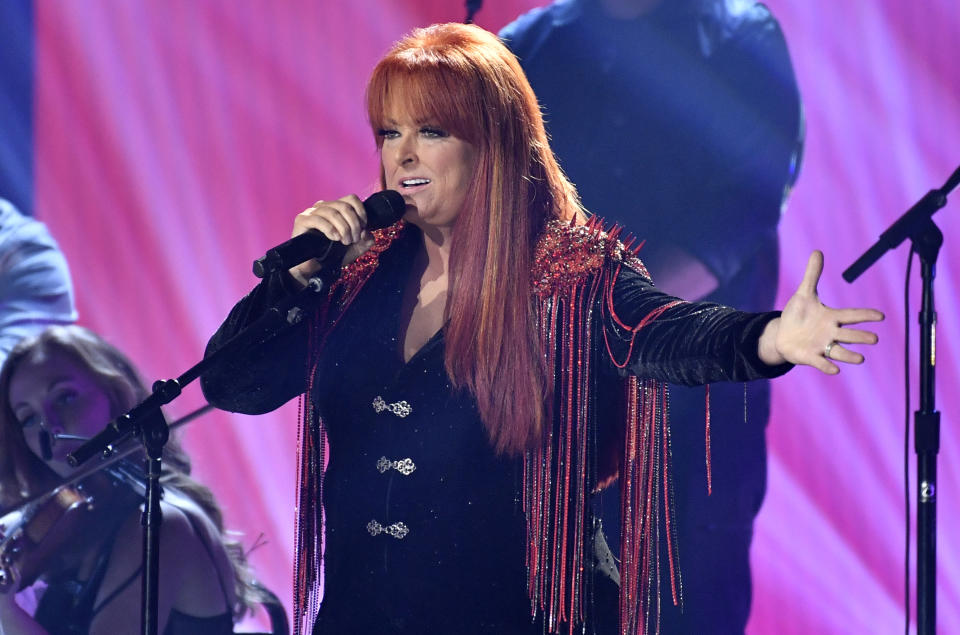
{"left": 824, "top": 341, "right": 836, "bottom": 359}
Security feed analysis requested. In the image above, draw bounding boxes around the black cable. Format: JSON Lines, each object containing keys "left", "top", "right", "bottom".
{"left": 904, "top": 245, "right": 914, "bottom": 635}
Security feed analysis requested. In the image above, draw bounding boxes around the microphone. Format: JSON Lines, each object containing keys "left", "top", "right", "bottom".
{"left": 253, "top": 190, "right": 406, "bottom": 278}
{"left": 38, "top": 430, "right": 52, "bottom": 461}
{"left": 38, "top": 431, "right": 90, "bottom": 462}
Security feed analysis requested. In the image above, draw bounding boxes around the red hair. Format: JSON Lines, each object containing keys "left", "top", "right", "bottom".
{"left": 367, "top": 24, "right": 585, "bottom": 453}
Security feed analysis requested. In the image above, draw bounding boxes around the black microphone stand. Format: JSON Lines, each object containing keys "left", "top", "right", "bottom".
{"left": 844, "top": 164, "right": 959, "bottom": 635}
{"left": 68, "top": 274, "right": 332, "bottom": 635}
{"left": 913, "top": 221, "right": 942, "bottom": 635}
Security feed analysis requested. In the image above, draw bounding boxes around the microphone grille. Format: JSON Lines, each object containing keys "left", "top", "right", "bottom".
{"left": 364, "top": 190, "right": 406, "bottom": 230}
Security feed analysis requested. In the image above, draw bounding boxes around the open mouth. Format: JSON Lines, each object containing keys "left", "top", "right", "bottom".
{"left": 401, "top": 178, "right": 431, "bottom": 188}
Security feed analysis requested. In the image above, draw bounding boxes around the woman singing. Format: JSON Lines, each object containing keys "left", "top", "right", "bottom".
{"left": 201, "top": 23, "right": 883, "bottom": 634}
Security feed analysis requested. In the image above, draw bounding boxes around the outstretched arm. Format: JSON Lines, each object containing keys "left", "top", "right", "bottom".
{"left": 758, "top": 251, "right": 884, "bottom": 373}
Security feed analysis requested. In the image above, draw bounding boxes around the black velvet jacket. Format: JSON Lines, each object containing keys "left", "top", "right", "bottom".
{"left": 201, "top": 223, "right": 790, "bottom": 633}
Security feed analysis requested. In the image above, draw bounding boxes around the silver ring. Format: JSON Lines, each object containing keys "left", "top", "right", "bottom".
{"left": 824, "top": 341, "right": 835, "bottom": 358}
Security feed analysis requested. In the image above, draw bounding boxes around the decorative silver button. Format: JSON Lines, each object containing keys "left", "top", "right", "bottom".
{"left": 376, "top": 456, "right": 416, "bottom": 475}
{"left": 372, "top": 396, "right": 412, "bottom": 418}
{"left": 366, "top": 519, "right": 409, "bottom": 539}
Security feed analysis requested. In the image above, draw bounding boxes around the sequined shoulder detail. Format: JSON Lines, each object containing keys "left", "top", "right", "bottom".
{"left": 531, "top": 217, "right": 649, "bottom": 297}
{"left": 331, "top": 221, "right": 407, "bottom": 295}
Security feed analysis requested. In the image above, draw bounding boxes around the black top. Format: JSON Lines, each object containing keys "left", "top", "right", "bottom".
{"left": 201, "top": 224, "right": 789, "bottom": 633}
{"left": 33, "top": 489, "right": 234, "bottom": 635}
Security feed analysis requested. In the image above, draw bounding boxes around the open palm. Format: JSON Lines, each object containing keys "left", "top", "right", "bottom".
{"left": 768, "top": 251, "right": 884, "bottom": 374}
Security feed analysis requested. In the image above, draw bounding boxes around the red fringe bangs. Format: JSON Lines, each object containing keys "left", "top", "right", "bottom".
{"left": 367, "top": 40, "right": 488, "bottom": 149}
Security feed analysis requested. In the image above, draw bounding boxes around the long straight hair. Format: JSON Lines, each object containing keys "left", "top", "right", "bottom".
{"left": 367, "top": 24, "right": 585, "bottom": 454}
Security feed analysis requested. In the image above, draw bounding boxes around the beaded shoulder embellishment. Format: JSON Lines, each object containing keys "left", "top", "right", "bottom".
{"left": 332, "top": 221, "right": 407, "bottom": 293}
{"left": 531, "top": 217, "right": 649, "bottom": 297}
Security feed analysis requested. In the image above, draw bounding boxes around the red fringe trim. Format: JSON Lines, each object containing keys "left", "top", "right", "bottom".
{"left": 527, "top": 220, "right": 681, "bottom": 634}
{"left": 705, "top": 384, "right": 712, "bottom": 496}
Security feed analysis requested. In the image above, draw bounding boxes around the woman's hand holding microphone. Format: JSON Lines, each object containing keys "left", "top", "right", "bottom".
{"left": 286, "top": 191, "right": 406, "bottom": 286}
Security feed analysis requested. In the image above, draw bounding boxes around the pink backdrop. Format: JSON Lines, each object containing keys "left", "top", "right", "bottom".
{"left": 31, "top": 1, "right": 960, "bottom": 632}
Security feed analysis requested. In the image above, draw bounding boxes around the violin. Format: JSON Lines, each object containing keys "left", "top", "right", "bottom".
{"left": 0, "top": 404, "right": 213, "bottom": 594}
{"left": 0, "top": 461, "right": 146, "bottom": 593}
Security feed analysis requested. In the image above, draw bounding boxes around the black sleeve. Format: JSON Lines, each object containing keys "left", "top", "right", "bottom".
{"left": 602, "top": 263, "right": 792, "bottom": 385}
{"left": 199, "top": 271, "right": 310, "bottom": 415}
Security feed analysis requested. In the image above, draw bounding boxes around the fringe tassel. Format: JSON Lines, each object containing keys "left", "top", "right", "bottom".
{"left": 705, "top": 384, "right": 712, "bottom": 496}
{"left": 293, "top": 338, "right": 324, "bottom": 635}
{"left": 525, "top": 266, "right": 603, "bottom": 632}
{"left": 525, "top": 247, "right": 681, "bottom": 634}
{"left": 616, "top": 378, "right": 683, "bottom": 634}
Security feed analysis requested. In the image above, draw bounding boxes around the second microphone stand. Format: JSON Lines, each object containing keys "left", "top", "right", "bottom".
{"left": 844, "top": 164, "right": 958, "bottom": 634}
{"left": 68, "top": 274, "right": 331, "bottom": 635}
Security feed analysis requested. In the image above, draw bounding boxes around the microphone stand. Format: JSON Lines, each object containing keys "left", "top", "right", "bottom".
{"left": 67, "top": 274, "right": 331, "bottom": 635}
{"left": 843, "top": 164, "right": 959, "bottom": 635}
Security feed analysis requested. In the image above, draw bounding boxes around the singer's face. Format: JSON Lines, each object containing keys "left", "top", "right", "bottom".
{"left": 8, "top": 350, "right": 113, "bottom": 476}
{"left": 378, "top": 106, "right": 478, "bottom": 232}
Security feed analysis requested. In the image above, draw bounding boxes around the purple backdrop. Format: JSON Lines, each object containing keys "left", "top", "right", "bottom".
{"left": 30, "top": 1, "right": 959, "bottom": 632}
